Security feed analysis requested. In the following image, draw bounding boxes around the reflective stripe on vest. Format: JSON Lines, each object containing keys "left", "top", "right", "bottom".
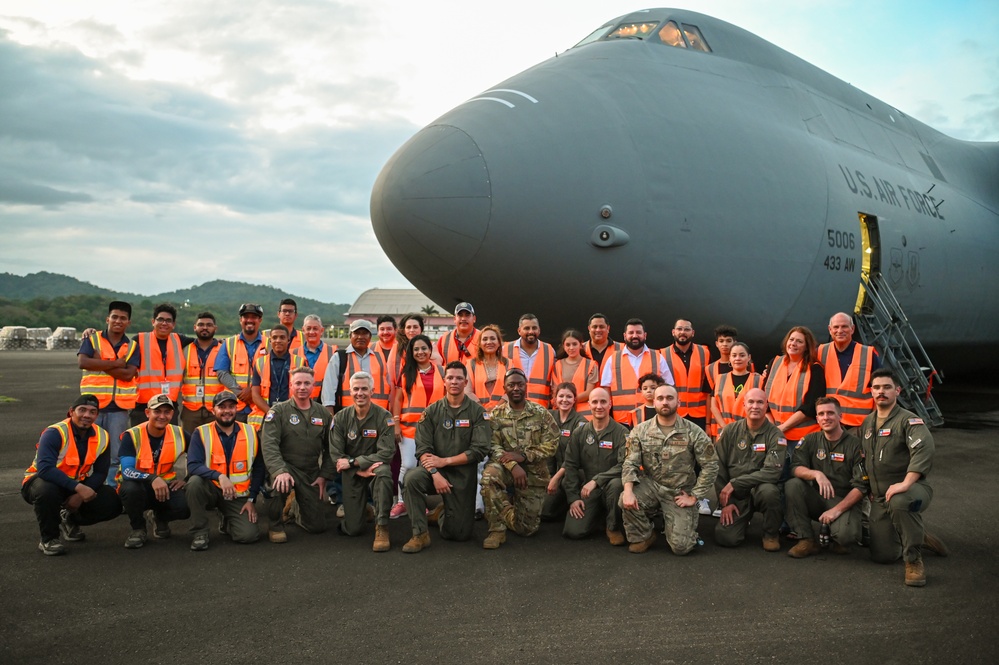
{"left": 135, "top": 332, "right": 184, "bottom": 403}
{"left": 80, "top": 333, "right": 138, "bottom": 409}
{"left": 818, "top": 343, "right": 876, "bottom": 425}
{"left": 467, "top": 359, "right": 507, "bottom": 410}
{"left": 715, "top": 372, "right": 764, "bottom": 424}
{"left": 250, "top": 353, "right": 307, "bottom": 421}
{"left": 23, "top": 419, "right": 109, "bottom": 486}
{"left": 121, "top": 423, "right": 185, "bottom": 484}
{"left": 226, "top": 335, "right": 266, "bottom": 412}
{"left": 504, "top": 341, "right": 554, "bottom": 405}
{"left": 399, "top": 366, "right": 446, "bottom": 438}
{"left": 197, "top": 421, "right": 257, "bottom": 497}
{"left": 340, "top": 352, "right": 391, "bottom": 409}
{"left": 293, "top": 343, "right": 337, "bottom": 399}
{"left": 583, "top": 340, "right": 623, "bottom": 375}
{"left": 551, "top": 357, "right": 597, "bottom": 418}
{"left": 181, "top": 342, "right": 222, "bottom": 411}
{"left": 439, "top": 329, "right": 481, "bottom": 364}
{"left": 663, "top": 344, "right": 709, "bottom": 417}
{"left": 608, "top": 349, "right": 659, "bottom": 425}
{"left": 764, "top": 356, "right": 819, "bottom": 440}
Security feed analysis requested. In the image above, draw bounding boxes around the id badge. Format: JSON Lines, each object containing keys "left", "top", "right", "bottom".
{"left": 160, "top": 382, "right": 171, "bottom": 395}
{"left": 195, "top": 385, "right": 205, "bottom": 398}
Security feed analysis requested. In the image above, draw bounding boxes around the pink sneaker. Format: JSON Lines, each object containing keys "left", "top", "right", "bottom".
{"left": 389, "top": 502, "right": 408, "bottom": 519}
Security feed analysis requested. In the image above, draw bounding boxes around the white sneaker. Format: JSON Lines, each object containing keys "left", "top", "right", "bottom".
{"left": 711, "top": 508, "right": 723, "bottom": 518}
{"left": 697, "top": 498, "right": 711, "bottom": 516}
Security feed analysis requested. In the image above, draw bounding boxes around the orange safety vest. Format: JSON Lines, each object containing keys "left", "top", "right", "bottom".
{"left": 504, "top": 341, "right": 555, "bottom": 406}
{"left": 583, "top": 340, "right": 623, "bottom": 375}
{"left": 632, "top": 404, "right": 655, "bottom": 426}
{"left": 225, "top": 334, "right": 268, "bottom": 412}
{"left": 196, "top": 421, "right": 258, "bottom": 497}
{"left": 23, "top": 419, "right": 109, "bottom": 486}
{"left": 292, "top": 342, "right": 338, "bottom": 399}
{"left": 818, "top": 343, "right": 877, "bottom": 427}
{"left": 438, "top": 329, "right": 481, "bottom": 365}
{"left": 249, "top": 353, "right": 307, "bottom": 426}
{"left": 605, "top": 348, "right": 662, "bottom": 426}
{"left": 764, "top": 356, "right": 820, "bottom": 440}
{"left": 663, "top": 344, "right": 710, "bottom": 418}
{"left": 135, "top": 332, "right": 185, "bottom": 403}
{"left": 714, "top": 372, "right": 765, "bottom": 425}
{"left": 385, "top": 343, "right": 406, "bottom": 386}
{"left": 340, "top": 351, "right": 392, "bottom": 409}
{"left": 117, "top": 423, "right": 185, "bottom": 486}
{"left": 398, "top": 366, "right": 446, "bottom": 438}
{"left": 181, "top": 342, "right": 222, "bottom": 411}
{"left": 80, "top": 332, "right": 138, "bottom": 409}
{"left": 466, "top": 359, "right": 507, "bottom": 411}
{"left": 551, "top": 357, "right": 598, "bottom": 418}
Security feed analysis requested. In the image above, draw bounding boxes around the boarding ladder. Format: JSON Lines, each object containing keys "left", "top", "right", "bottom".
{"left": 855, "top": 271, "right": 945, "bottom": 426}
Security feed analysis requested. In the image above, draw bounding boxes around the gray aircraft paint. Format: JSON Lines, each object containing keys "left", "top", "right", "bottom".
{"left": 371, "top": 8, "right": 998, "bottom": 370}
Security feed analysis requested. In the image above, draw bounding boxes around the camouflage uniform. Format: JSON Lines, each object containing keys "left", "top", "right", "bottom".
{"left": 481, "top": 400, "right": 559, "bottom": 536}
{"left": 786, "top": 429, "right": 867, "bottom": 544}
{"left": 621, "top": 417, "right": 718, "bottom": 555}
{"left": 860, "top": 405, "right": 934, "bottom": 564}
{"left": 713, "top": 418, "right": 784, "bottom": 547}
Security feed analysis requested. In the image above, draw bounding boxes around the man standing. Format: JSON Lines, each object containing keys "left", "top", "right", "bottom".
{"left": 214, "top": 303, "right": 266, "bottom": 424}
{"left": 583, "top": 313, "right": 622, "bottom": 373}
{"left": 117, "top": 394, "right": 190, "bottom": 549}
{"left": 504, "top": 313, "right": 556, "bottom": 406}
{"left": 561, "top": 387, "right": 628, "bottom": 545}
{"left": 401, "top": 361, "right": 491, "bottom": 552}
{"left": 321, "top": 319, "right": 393, "bottom": 415}
{"left": 601, "top": 318, "right": 675, "bottom": 426}
{"left": 250, "top": 327, "right": 305, "bottom": 429}
{"left": 374, "top": 315, "right": 398, "bottom": 359}
{"left": 132, "top": 303, "right": 186, "bottom": 427}
{"left": 786, "top": 397, "right": 866, "bottom": 558}
{"left": 294, "top": 314, "right": 337, "bottom": 400}
{"left": 21, "top": 395, "right": 123, "bottom": 555}
{"left": 436, "top": 302, "right": 480, "bottom": 365}
{"left": 662, "top": 319, "right": 711, "bottom": 431}
{"left": 704, "top": 325, "right": 739, "bottom": 396}
{"left": 861, "top": 369, "right": 945, "bottom": 587}
{"left": 261, "top": 367, "right": 333, "bottom": 543}
{"left": 187, "top": 390, "right": 267, "bottom": 550}
{"left": 330, "top": 372, "right": 395, "bottom": 551}
{"left": 818, "top": 312, "right": 881, "bottom": 429}
{"left": 77, "top": 300, "right": 139, "bottom": 486}
{"left": 180, "top": 311, "right": 222, "bottom": 432}
{"left": 277, "top": 298, "right": 305, "bottom": 351}
{"left": 480, "top": 368, "right": 560, "bottom": 549}
{"left": 713, "top": 388, "right": 784, "bottom": 551}
{"left": 620, "top": 385, "right": 717, "bottom": 555}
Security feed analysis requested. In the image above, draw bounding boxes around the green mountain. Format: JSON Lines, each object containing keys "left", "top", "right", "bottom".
{"left": 0, "top": 271, "right": 141, "bottom": 301}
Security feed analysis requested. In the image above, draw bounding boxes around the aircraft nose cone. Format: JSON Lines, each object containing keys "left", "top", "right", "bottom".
{"left": 371, "top": 124, "right": 491, "bottom": 281}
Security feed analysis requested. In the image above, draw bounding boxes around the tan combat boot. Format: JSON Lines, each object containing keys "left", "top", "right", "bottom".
{"left": 372, "top": 524, "right": 390, "bottom": 552}
{"left": 402, "top": 531, "right": 431, "bottom": 553}
{"left": 762, "top": 535, "right": 781, "bottom": 552}
{"left": 788, "top": 539, "right": 820, "bottom": 558}
{"left": 427, "top": 503, "right": 444, "bottom": 525}
{"left": 606, "top": 529, "right": 626, "bottom": 546}
{"left": 483, "top": 531, "right": 506, "bottom": 549}
{"left": 628, "top": 533, "right": 656, "bottom": 553}
{"left": 905, "top": 559, "right": 926, "bottom": 587}
{"left": 923, "top": 532, "right": 949, "bottom": 557}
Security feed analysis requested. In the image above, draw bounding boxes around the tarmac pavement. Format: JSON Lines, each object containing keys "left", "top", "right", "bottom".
{"left": 1, "top": 351, "right": 997, "bottom": 664}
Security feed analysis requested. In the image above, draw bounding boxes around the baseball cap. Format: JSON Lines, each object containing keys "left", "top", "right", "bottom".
{"left": 239, "top": 303, "right": 264, "bottom": 317}
{"left": 454, "top": 302, "right": 474, "bottom": 315}
{"left": 72, "top": 394, "right": 100, "bottom": 410}
{"left": 213, "top": 390, "right": 238, "bottom": 407}
{"left": 147, "top": 393, "right": 175, "bottom": 410}
{"left": 350, "top": 319, "right": 374, "bottom": 333}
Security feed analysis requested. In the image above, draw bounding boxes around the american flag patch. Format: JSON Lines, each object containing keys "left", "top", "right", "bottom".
{"left": 908, "top": 418, "right": 924, "bottom": 425}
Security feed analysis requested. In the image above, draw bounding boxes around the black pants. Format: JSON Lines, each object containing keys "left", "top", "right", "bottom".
{"left": 22, "top": 478, "right": 122, "bottom": 542}
{"left": 119, "top": 479, "right": 190, "bottom": 530}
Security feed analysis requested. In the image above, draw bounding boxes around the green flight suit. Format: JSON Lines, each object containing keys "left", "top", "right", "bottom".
{"left": 329, "top": 403, "right": 395, "bottom": 535}
{"left": 541, "top": 409, "right": 587, "bottom": 522}
{"left": 713, "top": 418, "right": 784, "bottom": 546}
{"left": 786, "top": 430, "right": 867, "bottom": 543}
{"left": 561, "top": 418, "right": 628, "bottom": 538}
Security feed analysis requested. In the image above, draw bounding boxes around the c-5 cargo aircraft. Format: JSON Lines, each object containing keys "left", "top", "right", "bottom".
{"left": 371, "top": 8, "right": 998, "bottom": 375}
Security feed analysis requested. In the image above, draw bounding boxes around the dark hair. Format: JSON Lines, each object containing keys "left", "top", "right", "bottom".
{"left": 870, "top": 368, "right": 900, "bottom": 387}
{"left": 714, "top": 324, "right": 738, "bottom": 339}
{"left": 557, "top": 329, "right": 590, "bottom": 360}
{"left": 196, "top": 311, "right": 216, "bottom": 322}
{"left": 730, "top": 341, "right": 751, "bottom": 355}
{"left": 638, "top": 373, "right": 665, "bottom": 387}
{"left": 269, "top": 327, "right": 289, "bottom": 339}
{"left": 279, "top": 298, "right": 297, "bottom": 311}
{"left": 153, "top": 303, "right": 177, "bottom": 320}
{"left": 625, "top": 318, "right": 645, "bottom": 329}
{"left": 445, "top": 360, "right": 468, "bottom": 377}
{"left": 376, "top": 315, "right": 397, "bottom": 327}
{"left": 108, "top": 301, "right": 132, "bottom": 317}
{"left": 401, "top": 334, "right": 434, "bottom": 395}
{"left": 397, "top": 313, "right": 425, "bottom": 346}
{"left": 518, "top": 313, "right": 539, "bottom": 326}
{"left": 588, "top": 313, "right": 609, "bottom": 326}
{"left": 780, "top": 326, "right": 817, "bottom": 364}
{"left": 553, "top": 381, "right": 577, "bottom": 398}
{"left": 815, "top": 396, "right": 841, "bottom": 410}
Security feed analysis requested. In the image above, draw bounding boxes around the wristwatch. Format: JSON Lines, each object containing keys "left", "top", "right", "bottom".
{"left": 429, "top": 468, "right": 438, "bottom": 475}
{"left": 348, "top": 457, "right": 355, "bottom": 467}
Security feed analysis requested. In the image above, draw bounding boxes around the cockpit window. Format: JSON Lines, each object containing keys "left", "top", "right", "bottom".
{"left": 607, "top": 22, "right": 661, "bottom": 40}
{"left": 574, "top": 24, "right": 614, "bottom": 48}
{"left": 656, "top": 21, "right": 687, "bottom": 48}
{"left": 681, "top": 24, "right": 711, "bottom": 52}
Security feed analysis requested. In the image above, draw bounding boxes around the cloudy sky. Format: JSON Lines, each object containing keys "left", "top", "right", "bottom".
{"left": 1, "top": 0, "right": 996, "bottom": 304}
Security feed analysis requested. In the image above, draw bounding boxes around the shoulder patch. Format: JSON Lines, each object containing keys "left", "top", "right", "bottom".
{"left": 908, "top": 417, "right": 925, "bottom": 426}
{"left": 264, "top": 410, "right": 276, "bottom": 422}
{"left": 386, "top": 417, "right": 396, "bottom": 426}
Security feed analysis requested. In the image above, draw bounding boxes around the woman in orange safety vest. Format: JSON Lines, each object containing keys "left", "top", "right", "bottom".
{"left": 710, "top": 341, "right": 765, "bottom": 437}
{"left": 550, "top": 329, "right": 598, "bottom": 418}
{"left": 763, "top": 326, "right": 826, "bottom": 446}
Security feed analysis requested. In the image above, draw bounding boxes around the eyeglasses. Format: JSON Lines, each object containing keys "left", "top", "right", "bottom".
{"left": 154, "top": 318, "right": 174, "bottom": 324}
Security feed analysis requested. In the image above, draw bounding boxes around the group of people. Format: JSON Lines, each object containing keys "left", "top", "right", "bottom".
{"left": 20, "top": 299, "right": 945, "bottom": 587}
